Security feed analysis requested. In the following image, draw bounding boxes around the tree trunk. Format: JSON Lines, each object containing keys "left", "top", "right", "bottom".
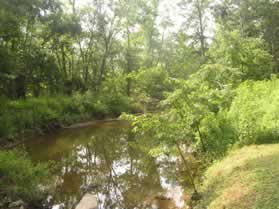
{"left": 15, "top": 74, "right": 26, "bottom": 99}
{"left": 126, "top": 26, "right": 132, "bottom": 96}
{"left": 176, "top": 142, "right": 198, "bottom": 193}
{"left": 197, "top": 0, "right": 206, "bottom": 57}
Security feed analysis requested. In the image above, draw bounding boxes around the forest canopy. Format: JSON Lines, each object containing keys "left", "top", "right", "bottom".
{"left": 1, "top": 0, "right": 277, "bottom": 99}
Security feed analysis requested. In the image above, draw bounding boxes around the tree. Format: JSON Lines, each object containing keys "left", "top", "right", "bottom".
{"left": 0, "top": 0, "right": 61, "bottom": 98}
{"left": 178, "top": 0, "right": 211, "bottom": 58}
{"left": 208, "top": 29, "right": 273, "bottom": 80}
{"left": 213, "top": 0, "right": 279, "bottom": 73}
{"left": 116, "top": 0, "right": 141, "bottom": 96}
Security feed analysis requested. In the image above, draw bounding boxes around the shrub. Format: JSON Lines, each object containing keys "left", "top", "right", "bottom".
{"left": 199, "top": 112, "right": 237, "bottom": 158}
{"left": 199, "top": 78, "right": 279, "bottom": 158}
{"left": 0, "top": 91, "right": 135, "bottom": 139}
{"left": 227, "top": 78, "right": 279, "bottom": 145}
{"left": 0, "top": 150, "right": 51, "bottom": 201}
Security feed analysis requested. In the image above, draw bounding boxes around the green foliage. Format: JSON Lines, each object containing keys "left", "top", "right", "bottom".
{"left": 126, "top": 62, "right": 278, "bottom": 160}
{"left": 1, "top": 0, "right": 279, "bottom": 200}
{"left": 123, "top": 112, "right": 191, "bottom": 146}
{"left": 199, "top": 112, "right": 237, "bottom": 158}
{"left": 227, "top": 77, "right": 279, "bottom": 145}
{"left": 0, "top": 150, "right": 51, "bottom": 201}
{"left": 208, "top": 29, "right": 273, "bottom": 80}
{"left": 213, "top": 0, "right": 279, "bottom": 72}
{"left": 0, "top": 98, "right": 63, "bottom": 138}
{"left": 97, "top": 74, "right": 134, "bottom": 115}
{"left": 163, "top": 32, "right": 203, "bottom": 79}
{"left": 131, "top": 67, "right": 173, "bottom": 100}
{"left": 0, "top": 91, "right": 135, "bottom": 139}
{"left": 2, "top": 0, "right": 279, "bottom": 206}
{"left": 197, "top": 78, "right": 279, "bottom": 158}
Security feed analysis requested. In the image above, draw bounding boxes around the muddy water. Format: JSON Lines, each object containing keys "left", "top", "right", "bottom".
{"left": 23, "top": 120, "right": 188, "bottom": 209}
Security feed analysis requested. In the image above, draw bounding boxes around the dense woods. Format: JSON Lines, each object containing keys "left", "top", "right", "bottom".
{"left": 2, "top": 0, "right": 276, "bottom": 100}
{"left": 1, "top": 0, "right": 279, "bottom": 208}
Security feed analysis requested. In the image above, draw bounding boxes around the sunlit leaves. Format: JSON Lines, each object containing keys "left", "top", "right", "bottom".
{"left": 228, "top": 77, "right": 279, "bottom": 145}
{"left": 208, "top": 29, "right": 273, "bottom": 80}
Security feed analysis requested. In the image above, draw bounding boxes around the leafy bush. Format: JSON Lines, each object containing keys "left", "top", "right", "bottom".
{"left": 0, "top": 150, "right": 51, "bottom": 201}
{"left": 199, "top": 112, "right": 237, "bottom": 158}
{"left": 227, "top": 77, "right": 279, "bottom": 145}
{"left": 199, "top": 78, "right": 279, "bottom": 158}
{"left": 0, "top": 90, "right": 135, "bottom": 139}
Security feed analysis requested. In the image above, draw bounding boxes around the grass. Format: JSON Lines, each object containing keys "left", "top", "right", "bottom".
{"left": 196, "top": 144, "right": 279, "bottom": 209}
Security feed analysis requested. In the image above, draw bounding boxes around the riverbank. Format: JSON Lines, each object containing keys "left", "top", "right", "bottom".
{"left": 0, "top": 118, "right": 124, "bottom": 149}
{"left": 0, "top": 94, "right": 141, "bottom": 148}
{"left": 195, "top": 144, "right": 279, "bottom": 209}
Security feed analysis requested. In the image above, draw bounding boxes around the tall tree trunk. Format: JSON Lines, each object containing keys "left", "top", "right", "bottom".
{"left": 15, "top": 74, "right": 26, "bottom": 99}
{"left": 61, "top": 44, "right": 67, "bottom": 77}
{"left": 126, "top": 26, "right": 132, "bottom": 96}
{"left": 99, "top": 39, "right": 109, "bottom": 87}
{"left": 197, "top": 0, "right": 206, "bottom": 57}
{"left": 197, "top": 124, "right": 206, "bottom": 152}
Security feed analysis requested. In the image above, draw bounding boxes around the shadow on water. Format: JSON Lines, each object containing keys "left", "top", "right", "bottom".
{"left": 23, "top": 120, "right": 188, "bottom": 209}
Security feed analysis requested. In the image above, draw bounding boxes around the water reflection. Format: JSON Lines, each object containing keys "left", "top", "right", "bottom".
{"left": 24, "top": 121, "right": 186, "bottom": 209}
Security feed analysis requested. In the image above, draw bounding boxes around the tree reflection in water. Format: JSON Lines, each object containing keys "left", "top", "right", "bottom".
{"left": 24, "top": 121, "right": 186, "bottom": 209}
